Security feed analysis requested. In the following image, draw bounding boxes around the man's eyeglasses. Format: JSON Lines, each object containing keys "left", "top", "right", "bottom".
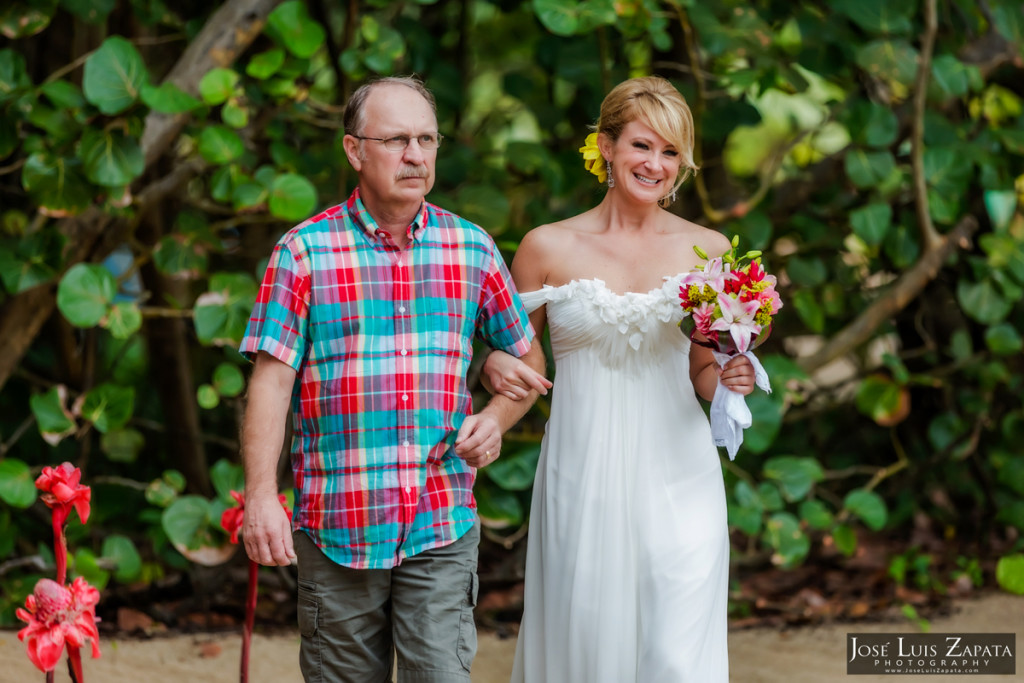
{"left": 352, "top": 134, "right": 443, "bottom": 152}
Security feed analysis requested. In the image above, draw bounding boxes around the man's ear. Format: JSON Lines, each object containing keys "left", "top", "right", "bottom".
{"left": 342, "top": 135, "right": 363, "bottom": 171}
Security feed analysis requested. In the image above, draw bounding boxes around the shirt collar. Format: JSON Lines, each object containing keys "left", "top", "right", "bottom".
{"left": 347, "top": 188, "right": 429, "bottom": 244}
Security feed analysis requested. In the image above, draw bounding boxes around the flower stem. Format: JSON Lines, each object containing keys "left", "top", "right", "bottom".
{"left": 241, "top": 560, "right": 258, "bottom": 683}
{"left": 69, "top": 646, "right": 83, "bottom": 682}
{"left": 46, "top": 671, "right": 54, "bottom": 683}
{"left": 53, "top": 517, "right": 67, "bottom": 586}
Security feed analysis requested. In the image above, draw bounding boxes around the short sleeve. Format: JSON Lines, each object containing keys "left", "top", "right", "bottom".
{"left": 239, "top": 238, "right": 311, "bottom": 369}
{"left": 476, "top": 246, "right": 534, "bottom": 357}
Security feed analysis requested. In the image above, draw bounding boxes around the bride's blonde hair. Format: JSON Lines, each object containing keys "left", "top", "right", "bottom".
{"left": 596, "top": 76, "right": 699, "bottom": 207}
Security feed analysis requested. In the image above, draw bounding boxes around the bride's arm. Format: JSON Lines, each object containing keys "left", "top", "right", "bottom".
{"left": 689, "top": 334, "right": 755, "bottom": 401}
{"left": 481, "top": 230, "right": 554, "bottom": 400}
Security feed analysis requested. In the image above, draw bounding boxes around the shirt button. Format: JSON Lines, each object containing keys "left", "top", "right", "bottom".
{"left": 400, "top": 349, "right": 408, "bottom": 356}
{"left": 402, "top": 394, "right": 408, "bottom": 401}
{"left": 399, "top": 306, "right": 406, "bottom": 313}
{"left": 403, "top": 440, "right": 410, "bottom": 447}
{"left": 405, "top": 487, "right": 411, "bottom": 493}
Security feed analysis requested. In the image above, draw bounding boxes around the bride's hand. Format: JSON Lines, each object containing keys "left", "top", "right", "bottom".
{"left": 482, "top": 350, "right": 552, "bottom": 400}
{"left": 719, "top": 355, "right": 755, "bottom": 396}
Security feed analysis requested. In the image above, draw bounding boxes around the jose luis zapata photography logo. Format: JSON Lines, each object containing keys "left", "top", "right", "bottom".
{"left": 847, "top": 633, "right": 1016, "bottom": 675}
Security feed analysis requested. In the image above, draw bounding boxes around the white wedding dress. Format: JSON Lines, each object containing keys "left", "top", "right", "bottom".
{"left": 510, "top": 275, "right": 729, "bottom": 683}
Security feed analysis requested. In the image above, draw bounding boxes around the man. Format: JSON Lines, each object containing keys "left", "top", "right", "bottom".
{"left": 239, "top": 76, "right": 549, "bottom": 682}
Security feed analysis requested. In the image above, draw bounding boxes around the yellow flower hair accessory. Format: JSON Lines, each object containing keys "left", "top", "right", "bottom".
{"left": 579, "top": 132, "right": 606, "bottom": 184}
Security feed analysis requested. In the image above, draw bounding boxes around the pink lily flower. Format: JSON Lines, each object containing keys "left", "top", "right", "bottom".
{"left": 17, "top": 577, "right": 101, "bottom": 677}
{"left": 681, "top": 257, "right": 727, "bottom": 293}
{"left": 709, "top": 293, "right": 762, "bottom": 353}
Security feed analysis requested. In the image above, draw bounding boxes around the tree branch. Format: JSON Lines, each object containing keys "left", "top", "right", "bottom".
{"left": 140, "top": 0, "right": 284, "bottom": 167}
{"left": 797, "top": 215, "right": 978, "bottom": 374}
{"left": 911, "top": 0, "right": 942, "bottom": 251}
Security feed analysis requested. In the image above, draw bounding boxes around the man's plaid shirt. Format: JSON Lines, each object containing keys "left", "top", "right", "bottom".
{"left": 240, "top": 189, "right": 533, "bottom": 569}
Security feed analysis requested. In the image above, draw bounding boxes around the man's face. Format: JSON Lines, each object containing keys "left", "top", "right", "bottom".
{"left": 345, "top": 85, "right": 438, "bottom": 211}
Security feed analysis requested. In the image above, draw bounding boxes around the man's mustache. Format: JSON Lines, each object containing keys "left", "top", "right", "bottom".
{"left": 396, "top": 166, "right": 429, "bottom": 180}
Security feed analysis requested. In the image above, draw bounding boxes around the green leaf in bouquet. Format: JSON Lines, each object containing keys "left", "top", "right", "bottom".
{"left": 83, "top": 36, "right": 147, "bottom": 115}
{"left": 22, "top": 152, "right": 94, "bottom": 216}
{"left": 140, "top": 82, "right": 202, "bottom": 113}
{"left": 198, "top": 67, "right": 238, "bottom": 105}
{"left": 843, "top": 489, "right": 888, "bottom": 531}
{"left": 267, "top": 0, "right": 326, "bottom": 58}
{"left": 269, "top": 173, "right": 317, "bottom": 221}
{"left": 763, "top": 456, "right": 824, "bottom": 502}
{"left": 485, "top": 446, "right": 540, "bottom": 491}
{"left": 101, "top": 534, "right": 143, "bottom": 583}
{"left": 29, "top": 385, "right": 77, "bottom": 445}
{"left": 198, "top": 125, "right": 245, "bottom": 165}
{"left": 212, "top": 362, "right": 245, "bottom": 397}
{"left": 100, "top": 427, "right": 145, "bottom": 463}
{"left": 0, "top": 459, "right": 38, "bottom": 508}
{"left": 56, "top": 263, "right": 116, "bottom": 328}
{"left": 0, "top": 0, "right": 57, "bottom": 39}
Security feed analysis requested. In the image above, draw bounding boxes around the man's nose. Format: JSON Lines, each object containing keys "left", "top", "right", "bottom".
{"left": 402, "top": 138, "right": 427, "bottom": 163}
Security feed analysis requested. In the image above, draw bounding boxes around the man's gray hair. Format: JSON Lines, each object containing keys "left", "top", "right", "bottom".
{"left": 343, "top": 76, "right": 437, "bottom": 137}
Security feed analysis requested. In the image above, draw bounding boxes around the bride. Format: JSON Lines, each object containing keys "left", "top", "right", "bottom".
{"left": 482, "top": 76, "right": 755, "bottom": 682}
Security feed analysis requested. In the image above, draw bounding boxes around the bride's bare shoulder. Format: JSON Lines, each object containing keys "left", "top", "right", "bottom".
{"left": 520, "top": 213, "right": 594, "bottom": 253}
{"left": 667, "top": 214, "right": 732, "bottom": 256}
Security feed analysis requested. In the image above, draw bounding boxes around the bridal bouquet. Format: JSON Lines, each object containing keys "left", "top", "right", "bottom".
{"left": 679, "top": 236, "right": 783, "bottom": 459}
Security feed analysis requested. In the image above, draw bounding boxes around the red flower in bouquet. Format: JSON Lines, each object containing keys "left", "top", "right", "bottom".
{"left": 17, "top": 577, "right": 101, "bottom": 673}
{"left": 679, "top": 237, "right": 783, "bottom": 354}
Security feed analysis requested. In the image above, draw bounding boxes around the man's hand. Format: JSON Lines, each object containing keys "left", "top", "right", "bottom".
{"left": 454, "top": 412, "right": 502, "bottom": 468}
{"left": 243, "top": 493, "right": 296, "bottom": 566}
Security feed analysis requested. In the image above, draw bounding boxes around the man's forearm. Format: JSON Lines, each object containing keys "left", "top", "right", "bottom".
{"left": 242, "top": 353, "right": 296, "bottom": 498}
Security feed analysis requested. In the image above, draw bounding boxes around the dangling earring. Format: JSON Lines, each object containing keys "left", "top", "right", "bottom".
{"left": 670, "top": 189, "right": 677, "bottom": 203}
{"left": 606, "top": 160, "right": 615, "bottom": 188}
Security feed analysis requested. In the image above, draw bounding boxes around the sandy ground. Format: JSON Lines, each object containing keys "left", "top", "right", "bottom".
{"left": 2, "top": 593, "right": 1020, "bottom": 682}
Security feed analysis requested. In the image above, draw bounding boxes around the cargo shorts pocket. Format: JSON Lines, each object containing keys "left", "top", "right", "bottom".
{"left": 456, "top": 571, "right": 479, "bottom": 671}
{"left": 297, "top": 579, "right": 320, "bottom": 639}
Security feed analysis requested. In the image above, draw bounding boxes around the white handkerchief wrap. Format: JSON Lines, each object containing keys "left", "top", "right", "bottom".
{"left": 709, "top": 350, "right": 771, "bottom": 460}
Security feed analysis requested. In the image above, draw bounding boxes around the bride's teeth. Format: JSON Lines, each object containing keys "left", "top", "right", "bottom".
{"left": 634, "top": 174, "right": 658, "bottom": 185}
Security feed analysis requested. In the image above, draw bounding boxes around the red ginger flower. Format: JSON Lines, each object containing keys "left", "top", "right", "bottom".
{"left": 17, "top": 577, "right": 101, "bottom": 673}
{"left": 36, "top": 462, "right": 91, "bottom": 527}
{"left": 221, "top": 490, "right": 292, "bottom": 544}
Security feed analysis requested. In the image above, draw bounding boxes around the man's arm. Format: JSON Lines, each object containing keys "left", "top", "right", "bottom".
{"left": 454, "top": 339, "right": 547, "bottom": 468}
{"left": 241, "top": 351, "right": 298, "bottom": 566}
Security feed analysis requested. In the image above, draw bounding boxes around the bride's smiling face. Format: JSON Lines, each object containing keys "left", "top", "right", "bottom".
{"left": 601, "top": 119, "right": 681, "bottom": 204}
